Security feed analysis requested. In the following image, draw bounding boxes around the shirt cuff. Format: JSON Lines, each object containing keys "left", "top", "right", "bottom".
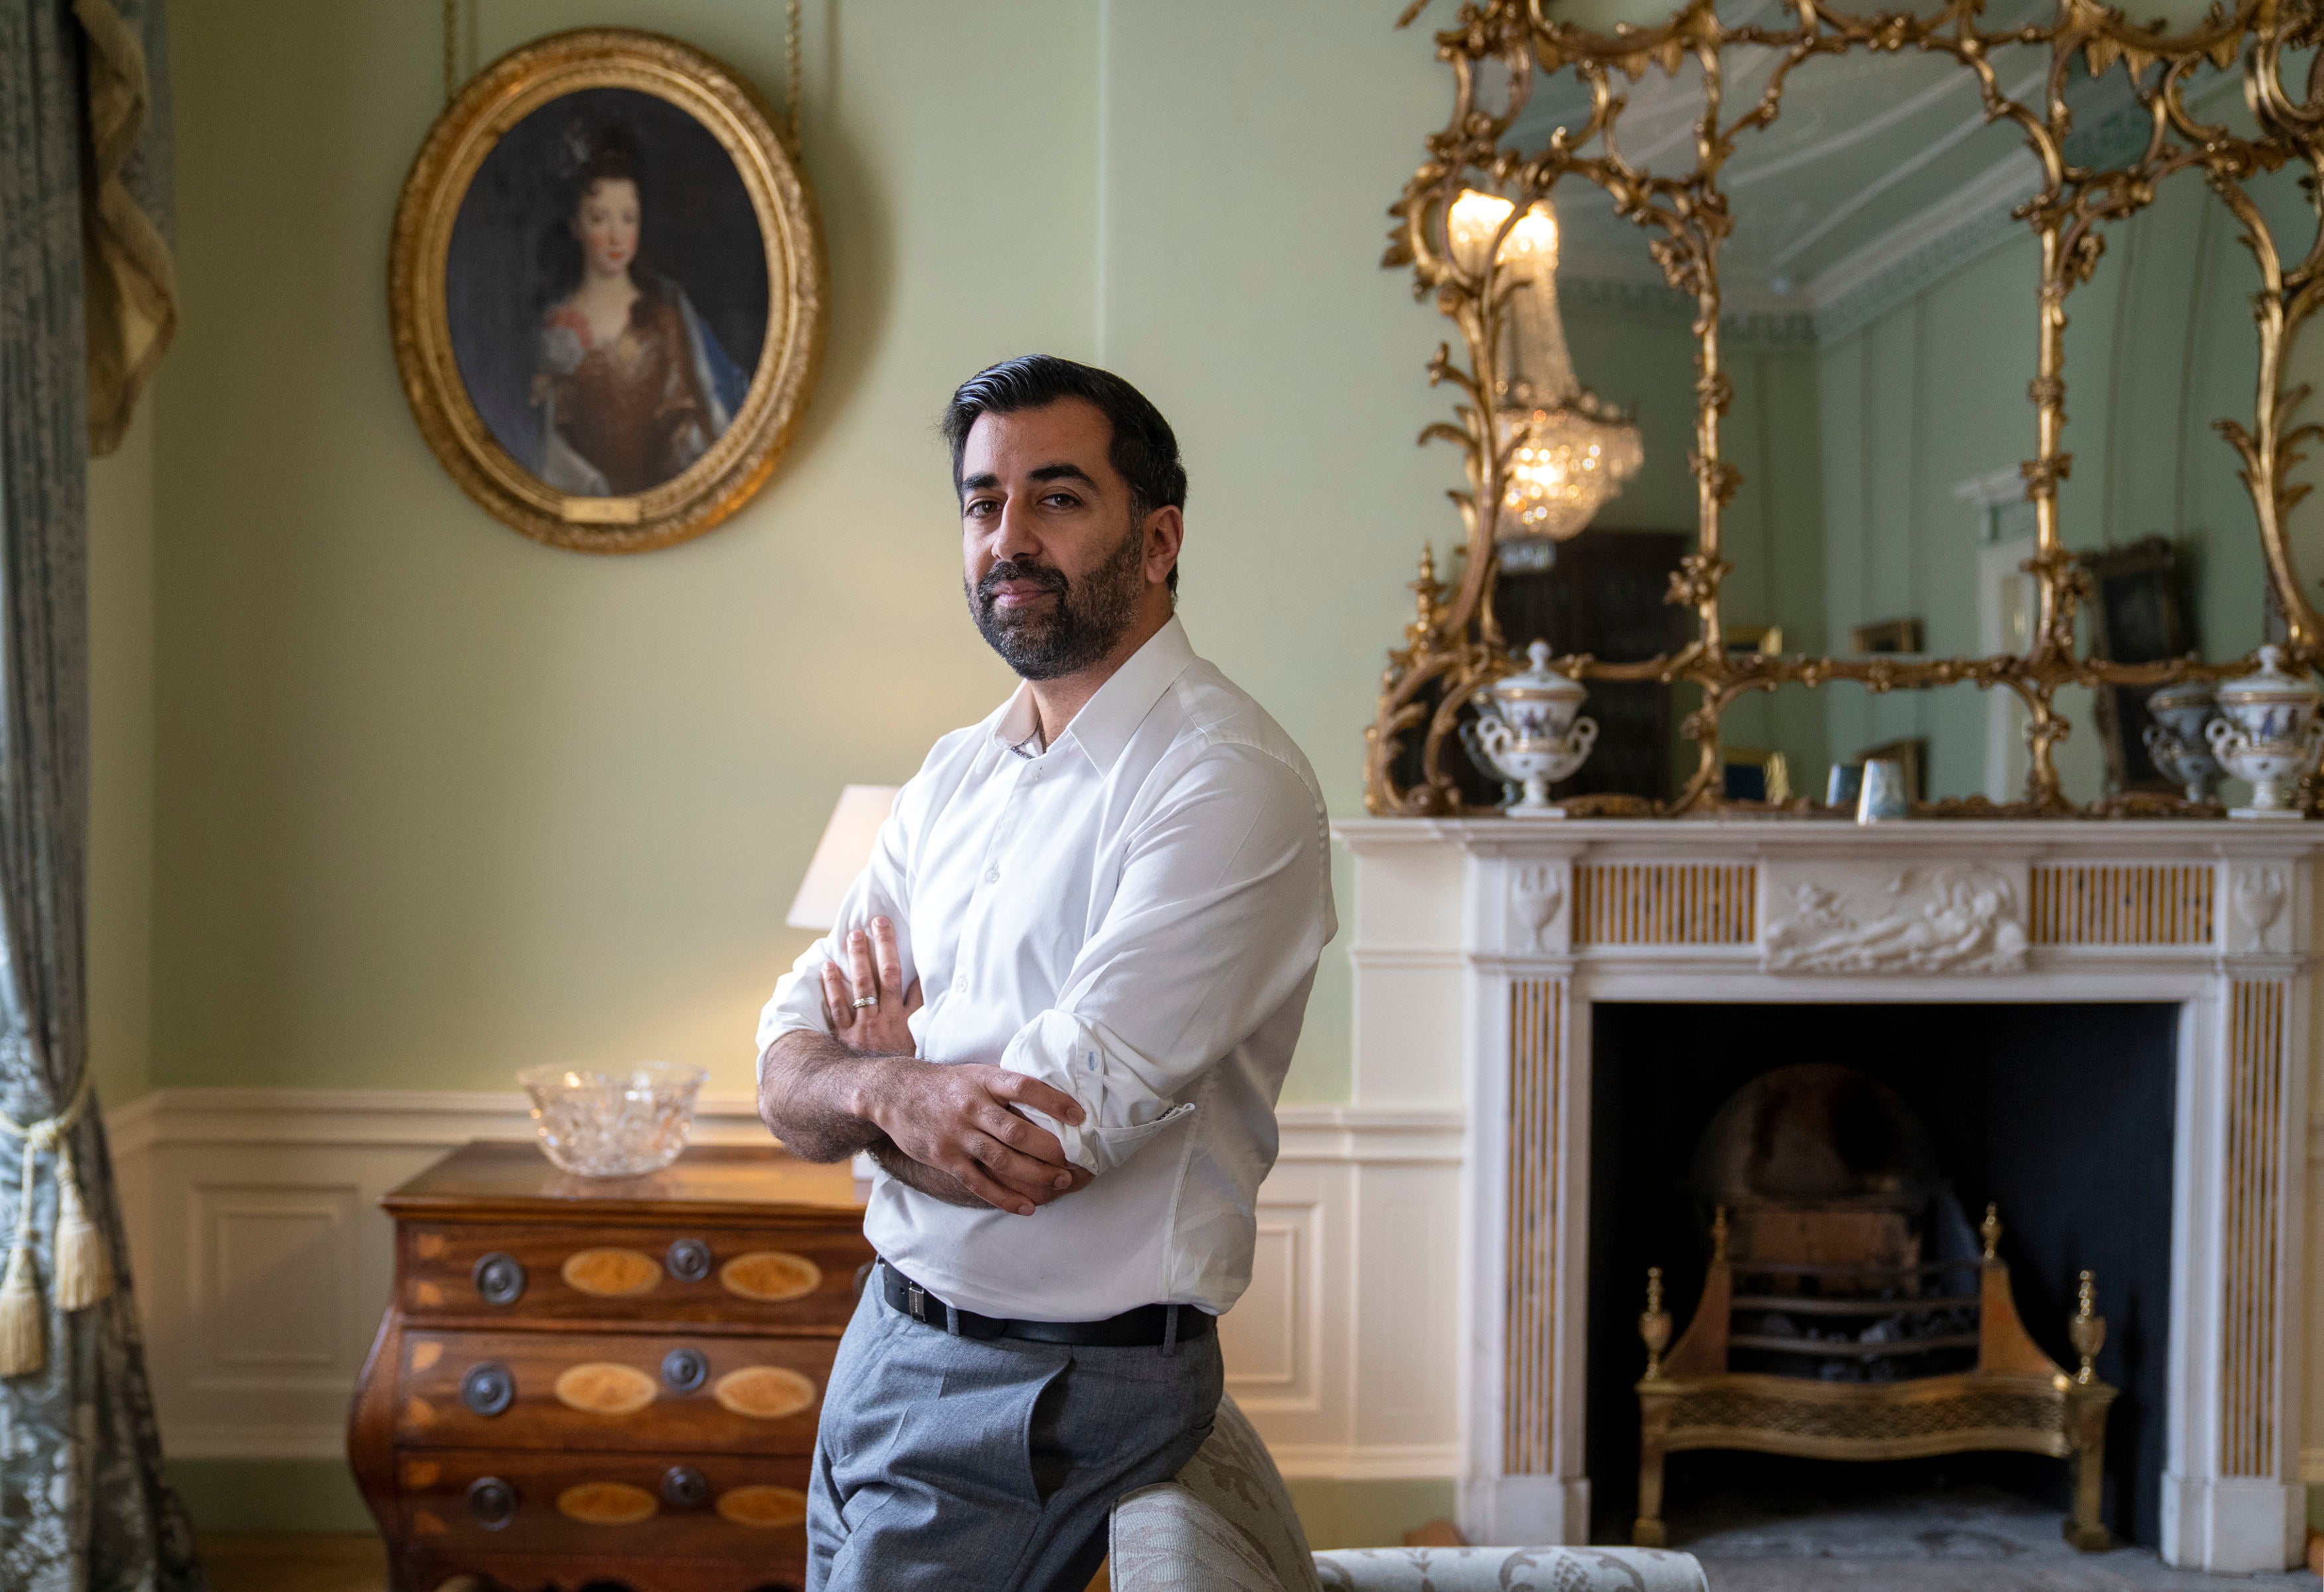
{"left": 755, "top": 968, "right": 831, "bottom": 1082}
{"left": 998, "top": 1008, "right": 1194, "bottom": 1176}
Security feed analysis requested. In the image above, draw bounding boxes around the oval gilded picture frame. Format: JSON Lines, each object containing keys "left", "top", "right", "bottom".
{"left": 390, "top": 28, "right": 825, "bottom": 553}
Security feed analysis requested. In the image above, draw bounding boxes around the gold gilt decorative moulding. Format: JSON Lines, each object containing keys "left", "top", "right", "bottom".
{"left": 1366, "top": 0, "right": 2324, "bottom": 820}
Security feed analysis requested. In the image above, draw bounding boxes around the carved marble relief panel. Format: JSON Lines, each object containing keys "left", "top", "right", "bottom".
{"left": 1759, "top": 860, "right": 2031, "bottom": 975}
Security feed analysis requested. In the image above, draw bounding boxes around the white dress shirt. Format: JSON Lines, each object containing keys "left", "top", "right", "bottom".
{"left": 758, "top": 617, "right": 1335, "bottom": 1320}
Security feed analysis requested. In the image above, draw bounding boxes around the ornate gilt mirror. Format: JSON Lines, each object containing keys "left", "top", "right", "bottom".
{"left": 1366, "top": 0, "right": 2324, "bottom": 818}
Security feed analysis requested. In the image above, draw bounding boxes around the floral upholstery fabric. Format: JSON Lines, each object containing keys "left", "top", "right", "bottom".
{"left": 1112, "top": 1392, "right": 1321, "bottom": 1592}
{"left": 1110, "top": 1396, "right": 1708, "bottom": 1592}
{"left": 1315, "top": 1546, "right": 1709, "bottom": 1591}
{"left": 1112, "top": 1483, "right": 1291, "bottom": 1592}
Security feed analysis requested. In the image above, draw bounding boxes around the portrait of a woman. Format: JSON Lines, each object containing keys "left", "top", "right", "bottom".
{"left": 531, "top": 125, "right": 751, "bottom": 496}
{"left": 438, "top": 82, "right": 776, "bottom": 511}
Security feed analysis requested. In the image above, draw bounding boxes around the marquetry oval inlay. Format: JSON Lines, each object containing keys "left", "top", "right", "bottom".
{"left": 408, "top": 1340, "right": 443, "bottom": 1372}
{"left": 561, "top": 1247, "right": 661, "bottom": 1297}
{"left": 554, "top": 1362, "right": 658, "bottom": 1416}
{"left": 716, "top": 1484, "right": 809, "bottom": 1529}
{"left": 556, "top": 1481, "right": 658, "bottom": 1526}
{"left": 718, "top": 1250, "right": 821, "bottom": 1303}
{"left": 401, "top": 1459, "right": 441, "bottom": 1490}
{"left": 712, "top": 1364, "right": 818, "bottom": 1421}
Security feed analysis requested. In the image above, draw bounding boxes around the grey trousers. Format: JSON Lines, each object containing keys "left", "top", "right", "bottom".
{"left": 807, "top": 1277, "right": 1224, "bottom": 1592}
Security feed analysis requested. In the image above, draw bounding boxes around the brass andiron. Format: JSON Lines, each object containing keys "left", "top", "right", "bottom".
{"left": 2071, "top": 1270, "right": 2106, "bottom": 1385}
{"left": 1635, "top": 1265, "right": 1675, "bottom": 1547}
{"left": 1640, "top": 1267, "right": 1671, "bottom": 1381}
{"left": 2062, "top": 1269, "right": 2115, "bottom": 1550}
{"left": 1634, "top": 1200, "right": 2118, "bottom": 1553}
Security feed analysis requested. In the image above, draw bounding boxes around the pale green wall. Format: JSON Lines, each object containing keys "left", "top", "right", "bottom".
{"left": 149, "top": 0, "right": 1452, "bottom": 1105}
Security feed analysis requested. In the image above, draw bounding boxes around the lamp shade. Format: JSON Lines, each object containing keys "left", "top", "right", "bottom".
{"left": 784, "top": 785, "right": 898, "bottom": 930}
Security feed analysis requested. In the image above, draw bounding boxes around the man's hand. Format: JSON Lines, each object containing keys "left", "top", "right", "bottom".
{"left": 852, "top": 1056, "right": 1093, "bottom": 1217}
{"left": 869, "top": 1135, "right": 1095, "bottom": 1212}
{"left": 767, "top": 912, "right": 1095, "bottom": 1216}
{"left": 819, "top": 917, "right": 922, "bottom": 1058}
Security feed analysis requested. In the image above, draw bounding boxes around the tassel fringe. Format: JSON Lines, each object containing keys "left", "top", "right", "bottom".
{"left": 0, "top": 1240, "right": 41, "bottom": 1378}
{"left": 52, "top": 1143, "right": 111, "bottom": 1312}
{"left": 0, "top": 1069, "right": 107, "bottom": 1376}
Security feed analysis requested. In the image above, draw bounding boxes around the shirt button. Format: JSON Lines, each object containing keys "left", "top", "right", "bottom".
{"left": 985, "top": 866, "right": 1001, "bottom": 884}
{"left": 954, "top": 977, "right": 968, "bottom": 995}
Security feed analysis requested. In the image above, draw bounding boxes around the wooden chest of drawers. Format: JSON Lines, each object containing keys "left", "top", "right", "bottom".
{"left": 348, "top": 1141, "right": 872, "bottom": 1592}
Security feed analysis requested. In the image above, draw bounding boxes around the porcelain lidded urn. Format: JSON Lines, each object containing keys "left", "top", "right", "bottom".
{"left": 2206, "top": 645, "right": 2323, "bottom": 820}
{"left": 2141, "top": 679, "right": 2223, "bottom": 804}
{"left": 1470, "top": 639, "right": 1598, "bottom": 818}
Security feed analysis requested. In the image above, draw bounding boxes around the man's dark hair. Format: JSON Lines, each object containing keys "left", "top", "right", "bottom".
{"left": 942, "top": 355, "right": 1187, "bottom": 595}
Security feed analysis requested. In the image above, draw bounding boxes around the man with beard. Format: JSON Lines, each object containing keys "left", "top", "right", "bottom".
{"left": 756, "top": 355, "right": 1335, "bottom": 1591}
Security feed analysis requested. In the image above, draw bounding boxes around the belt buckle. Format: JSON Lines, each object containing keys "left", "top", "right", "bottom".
{"left": 906, "top": 1283, "right": 928, "bottom": 1323}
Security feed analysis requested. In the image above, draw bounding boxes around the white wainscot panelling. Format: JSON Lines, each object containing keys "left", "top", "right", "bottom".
{"left": 1220, "top": 1196, "right": 1319, "bottom": 1403}
{"left": 108, "top": 1090, "right": 1463, "bottom": 1478}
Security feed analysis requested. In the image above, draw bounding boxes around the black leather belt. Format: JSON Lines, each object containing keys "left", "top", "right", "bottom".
{"left": 878, "top": 1261, "right": 1214, "bottom": 1348}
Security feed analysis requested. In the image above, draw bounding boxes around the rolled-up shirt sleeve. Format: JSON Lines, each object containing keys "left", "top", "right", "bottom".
{"left": 755, "top": 779, "right": 924, "bottom": 1078}
{"left": 997, "top": 745, "right": 1331, "bottom": 1174}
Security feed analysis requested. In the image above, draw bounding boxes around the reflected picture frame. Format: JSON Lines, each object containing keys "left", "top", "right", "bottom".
{"left": 2080, "top": 536, "right": 2195, "bottom": 795}
{"left": 389, "top": 29, "right": 826, "bottom": 554}
{"left": 1850, "top": 618, "right": 1925, "bottom": 656}
{"left": 1857, "top": 736, "right": 1929, "bottom": 803}
{"left": 1722, "top": 746, "right": 1793, "bottom": 805}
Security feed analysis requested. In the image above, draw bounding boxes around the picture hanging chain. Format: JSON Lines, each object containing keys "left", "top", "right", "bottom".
{"left": 438, "top": 3, "right": 799, "bottom": 142}
{"left": 786, "top": 0, "right": 803, "bottom": 149}
{"left": 443, "top": 0, "right": 459, "bottom": 104}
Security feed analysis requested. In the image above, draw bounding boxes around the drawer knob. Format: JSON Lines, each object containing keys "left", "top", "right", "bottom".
{"left": 661, "top": 1464, "right": 710, "bottom": 1509}
{"left": 465, "top": 1475, "right": 517, "bottom": 1528}
{"left": 473, "top": 1251, "right": 527, "bottom": 1307}
{"left": 661, "top": 1346, "right": 708, "bottom": 1393}
{"left": 667, "top": 1238, "right": 713, "bottom": 1282}
{"left": 459, "top": 1362, "right": 515, "bottom": 1417}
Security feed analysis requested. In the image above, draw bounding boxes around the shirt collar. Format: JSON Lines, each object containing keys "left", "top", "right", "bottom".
{"left": 989, "top": 617, "right": 1197, "bottom": 774}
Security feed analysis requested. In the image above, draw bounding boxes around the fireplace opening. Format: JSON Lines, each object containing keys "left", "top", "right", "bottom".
{"left": 1586, "top": 1002, "right": 2177, "bottom": 1548}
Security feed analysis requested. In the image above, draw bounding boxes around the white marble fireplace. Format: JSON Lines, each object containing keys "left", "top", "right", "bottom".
{"left": 1333, "top": 817, "right": 2321, "bottom": 1573}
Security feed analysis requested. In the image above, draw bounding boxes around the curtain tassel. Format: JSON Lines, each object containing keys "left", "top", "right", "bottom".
{"left": 0, "top": 1072, "right": 101, "bottom": 1376}
{"left": 0, "top": 1234, "right": 39, "bottom": 1378}
{"left": 51, "top": 1141, "right": 110, "bottom": 1311}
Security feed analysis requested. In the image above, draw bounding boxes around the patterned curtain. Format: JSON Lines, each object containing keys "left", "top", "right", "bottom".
{"left": 0, "top": 1, "right": 199, "bottom": 1587}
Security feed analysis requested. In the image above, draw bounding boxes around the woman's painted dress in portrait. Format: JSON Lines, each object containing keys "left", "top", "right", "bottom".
{"left": 533, "top": 275, "right": 749, "bottom": 496}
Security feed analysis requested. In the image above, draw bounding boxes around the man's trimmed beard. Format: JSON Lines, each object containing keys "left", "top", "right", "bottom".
{"left": 967, "top": 515, "right": 1147, "bottom": 681}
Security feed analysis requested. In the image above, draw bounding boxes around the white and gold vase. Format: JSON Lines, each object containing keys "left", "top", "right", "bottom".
{"left": 2206, "top": 647, "right": 2323, "bottom": 820}
{"left": 1470, "top": 640, "right": 1598, "bottom": 818}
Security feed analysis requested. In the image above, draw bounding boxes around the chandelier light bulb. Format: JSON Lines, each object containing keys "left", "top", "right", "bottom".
{"left": 1446, "top": 190, "right": 1558, "bottom": 275}
{"left": 1446, "top": 188, "right": 1643, "bottom": 552}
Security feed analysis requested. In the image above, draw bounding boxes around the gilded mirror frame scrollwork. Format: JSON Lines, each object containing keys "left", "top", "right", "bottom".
{"left": 1365, "top": 0, "right": 2324, "bottom": 817}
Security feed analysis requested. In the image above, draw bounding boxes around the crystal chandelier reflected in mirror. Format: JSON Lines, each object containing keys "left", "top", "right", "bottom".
{"left": 1446, "top": 191, "right": 1643, "bottom": 572}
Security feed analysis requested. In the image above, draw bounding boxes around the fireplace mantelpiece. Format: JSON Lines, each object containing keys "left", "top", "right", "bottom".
{"left": 1331, "top": 818, "right": 2320, "bottom": 1573}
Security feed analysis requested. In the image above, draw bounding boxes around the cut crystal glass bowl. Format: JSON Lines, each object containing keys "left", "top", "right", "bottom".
{"left": 517, "top": 1061, "right": 709, "bottom": 1177}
